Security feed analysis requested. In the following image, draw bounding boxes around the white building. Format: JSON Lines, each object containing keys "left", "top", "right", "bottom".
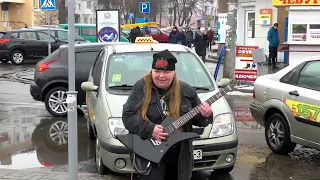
{"left": 203, "top": 0, "right": 219, "bottom": 27}
{"left": 75, "top": 0, "right": 98, "bottom": 24}
{"left": 235, "top": 0, "right": 284, "bottom": 62}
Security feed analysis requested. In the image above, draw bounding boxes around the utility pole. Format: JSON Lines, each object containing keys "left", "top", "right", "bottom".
{"left": 223, "top": 0, "right": 238, "bottom": 80}
{"left": 67, "top": 0, "right": 78, "bottom": 180}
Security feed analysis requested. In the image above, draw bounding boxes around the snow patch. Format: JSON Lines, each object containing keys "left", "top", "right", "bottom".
{"left": 227, "top": 91, "right": 253, "bottom": 96}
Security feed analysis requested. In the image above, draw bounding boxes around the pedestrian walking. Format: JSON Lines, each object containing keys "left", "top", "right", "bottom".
{"left": 194, "top": 27, "right": 208, "bottom": 62}
{"left": 186, "top": 27, "right": 194, "bottom": 48}
{"left": 206, "top": 28, "right": 214, "bottom": 51}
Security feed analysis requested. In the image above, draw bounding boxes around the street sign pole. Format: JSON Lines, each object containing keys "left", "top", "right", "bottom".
{"left": 67, "top": 0, "right": 78, "bottom": 180}
{"left": 47, "top": 12, "right": 51, "bottom": 55}
{"left": 40, "top": 0, "right": 56, "bottom": 56}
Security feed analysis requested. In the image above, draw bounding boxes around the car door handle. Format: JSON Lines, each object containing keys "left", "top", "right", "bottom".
{"left": 289, "top": 90, "right": 299, "bottom": 96}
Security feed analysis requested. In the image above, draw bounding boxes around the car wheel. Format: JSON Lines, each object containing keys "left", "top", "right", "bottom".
{"left": 265, "top": 113, "right": 296, "bottom": 154}
{"left": 87, "top": 116, "right": 96, "bottom": 140}
{"left": 213, "top": 166, "right": 234, "bottom": 174}
{"left": 45, "top": 87, "right": 68, "bottom": 117}
{"left": 44, "top": 120, "right": 68, "bottom": 151}
{"left": 10, "top": 50, "right": 25, "bottom": 65}
{"left": 0, "top": 59, "right": 9, "bottom": 63}
{"left": 95, "top": 138, "right": 111, "bottom": 175}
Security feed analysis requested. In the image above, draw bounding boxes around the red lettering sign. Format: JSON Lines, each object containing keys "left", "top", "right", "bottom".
{"left": 279, "top": 0, "right": 318, "bottom": 5}
{"left": 260, "top": 9, "right": 271, "bottom": 14}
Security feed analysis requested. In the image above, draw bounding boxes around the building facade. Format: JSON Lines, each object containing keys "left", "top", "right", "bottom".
{"left": 219, "top": 0, "right": 288, "bottom": 62}
{"left": 0, "top": 0, "right": 35, "bottom": 30}
{"left": 75, "top": 0, "right": 98, "bottom": 24}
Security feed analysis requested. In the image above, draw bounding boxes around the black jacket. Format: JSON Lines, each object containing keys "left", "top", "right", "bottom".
{"left": 122, "top": 78, "right": 211, "bottom": 180}
{"left": 194, "top": 32, "right": 208, "bottom": 56}
{"left": 129, "top": 28, "right": 144, "bottom": 43}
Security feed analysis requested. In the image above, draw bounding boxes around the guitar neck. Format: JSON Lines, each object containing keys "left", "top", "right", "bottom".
{"left": 172, "top": 84, "right": 233, "bottom": 129}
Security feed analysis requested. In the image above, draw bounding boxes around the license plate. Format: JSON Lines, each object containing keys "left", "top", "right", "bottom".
{"left": 193, "top": 149, "right": 202, "bottom": 160}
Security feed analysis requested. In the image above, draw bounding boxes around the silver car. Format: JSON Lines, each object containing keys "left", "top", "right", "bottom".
{"left": 250, "top": 56, "right": 320, "bottom": 154}
{"left": 81, "top": 37, "right": 238, "bottom": 175}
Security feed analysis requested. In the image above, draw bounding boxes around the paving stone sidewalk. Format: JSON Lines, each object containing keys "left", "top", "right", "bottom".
{"left": 0, "top": 169, "right": 113, "bottom": 180}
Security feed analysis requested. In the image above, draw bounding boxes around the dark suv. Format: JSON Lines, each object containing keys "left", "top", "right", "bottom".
{"left": 0, "top": 28, "right": 88, "bottom": 65}
{"left": 30, "top": 42, "right": 128, "bottom": 117}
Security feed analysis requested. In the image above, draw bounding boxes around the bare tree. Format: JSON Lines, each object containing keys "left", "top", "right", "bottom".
{"left": 34, "top": 10, "right": 59, "bottom": 26}
{"left": 57, "top": 0, "right": 67, "bottom": 24}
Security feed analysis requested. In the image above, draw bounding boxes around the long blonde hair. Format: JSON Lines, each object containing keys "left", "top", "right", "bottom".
{"left": 140, "top": 70, "right": 180, "bottom": 121}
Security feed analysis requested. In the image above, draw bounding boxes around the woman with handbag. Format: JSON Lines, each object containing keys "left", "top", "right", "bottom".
{"left": 122, "top": 49, "right": 213, "bottom": 180}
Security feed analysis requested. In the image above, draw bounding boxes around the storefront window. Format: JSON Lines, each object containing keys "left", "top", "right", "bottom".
{"left": 291, "top": 24, "right": 307, "bottom": 41}
{"left": 308, "top": 24, "right": 320, "bottom": 42}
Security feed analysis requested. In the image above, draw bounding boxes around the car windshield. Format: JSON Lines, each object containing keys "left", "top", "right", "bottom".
{"left": 106, "top": 51, "right": 214, "bottom": 92}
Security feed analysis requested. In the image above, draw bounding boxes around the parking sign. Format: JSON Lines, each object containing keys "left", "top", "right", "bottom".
{"left": 139, "top": 2, "right": 150, "bottom": 13}
{"left": 128, "top": 13, "right": 134, "bottom": 19}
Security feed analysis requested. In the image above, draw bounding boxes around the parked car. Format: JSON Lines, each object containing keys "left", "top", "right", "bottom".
{"left": 0, "top": 29, "right": 70, "bottom": 65}
{"left": 250, "top": 56, "right": 320, "bottom": 154}
{"left": 29, "top": 42, "right": 128, "bottom": 117}
{"left": 81, "top": 37, "right": 238, "bottom": 175}
{"left": 24, "top": 26, "right": 89, "bottom": 43}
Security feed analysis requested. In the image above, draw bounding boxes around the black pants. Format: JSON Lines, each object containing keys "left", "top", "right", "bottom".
{"left": 139, "top": 145, "right": 179, "bottom": 180}
{"left": 268, "top": 46, "right": 278, "bottom": 66}
{"left": 207, "top": 40, "right": 212, "bottom": 50}
{"left": 187, "top": 40, "right": 192, "bottom": 48}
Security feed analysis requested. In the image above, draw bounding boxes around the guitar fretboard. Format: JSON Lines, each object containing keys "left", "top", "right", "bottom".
{"left": 172, "top": 84, "right": 233, "bottom": 129}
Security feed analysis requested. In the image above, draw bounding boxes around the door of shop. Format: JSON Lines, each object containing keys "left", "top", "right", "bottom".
{"left": 245, "top": 10, "right": 255, "bottom": 45}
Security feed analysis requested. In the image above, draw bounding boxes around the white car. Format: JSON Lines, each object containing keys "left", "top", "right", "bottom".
{"left": 81, "top": 37, "right": 238, "bottom": 175}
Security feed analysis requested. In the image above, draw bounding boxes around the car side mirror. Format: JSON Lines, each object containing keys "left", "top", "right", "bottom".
{"left": 81, "top": 81, "right": 98, "bottom": 92}
{"left": 217, "top": 78, "right": 231, "bottom": 88}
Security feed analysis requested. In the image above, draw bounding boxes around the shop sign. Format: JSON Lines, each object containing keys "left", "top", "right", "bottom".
{"left": 233, "top": 106, "right": 254, "bottom": 122}
{"left": 310, "top": 33, "right": 320, "bottom": 41}
{"left": 272, "top": 0, "right": 320, "bottom": 6}
{"left": 235, "top": 46, "right": 259, "bottom": 82}
{"left": 217, "top": 13, "right": 227, "bottom": 43}
{"left": 259, "top": 9, "right": 272, "bottom": 25}
{"left": 291, "top": 24, "right": 307, "bottom": 41}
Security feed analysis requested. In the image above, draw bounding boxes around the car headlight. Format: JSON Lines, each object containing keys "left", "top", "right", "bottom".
{"left": 108, "top": 118, "right": 129, "bottom": 138}
{"left": 209, "top": 113, "right": 234, "bottom": 138}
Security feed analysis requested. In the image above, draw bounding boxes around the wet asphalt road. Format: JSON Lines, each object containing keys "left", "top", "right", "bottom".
{"left": 0, "top": 62, "right": 320, "bottom": 180}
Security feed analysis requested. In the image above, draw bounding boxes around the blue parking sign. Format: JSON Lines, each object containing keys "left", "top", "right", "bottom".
{"left": 128, "top": 13, "right": 134, "bottom": 19}
{"left": 40, "top": 0, "right": 56, "bottom": 11}
{"left": 139, "top": 2, "right": 150, "bottom": 13}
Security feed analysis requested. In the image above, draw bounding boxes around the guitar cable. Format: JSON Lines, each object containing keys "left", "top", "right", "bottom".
{"left": 130, "top": 134, "right": 151, "bottom": 180}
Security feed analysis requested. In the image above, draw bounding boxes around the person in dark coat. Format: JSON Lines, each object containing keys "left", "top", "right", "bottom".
{"left": 186, "top": 27, "right": 194, "bottom": 48}
{"left": 168, "top": 26, "right": 178, "bottom": 44}
{"left": 122, "top": 49, "right": 213, "bottom": 180}
{"left": 129, "top": 26, "right": 144, "bottom": 43}
{"left": 176, "top": 27, "right": 187, "bottom": 46}
{"left": 194, "top": 27, "right": 208, "bottom": 62}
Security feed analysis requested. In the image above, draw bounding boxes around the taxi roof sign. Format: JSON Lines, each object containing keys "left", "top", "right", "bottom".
{"left": 135, "top": 37, "right": 154, "bottom": 44}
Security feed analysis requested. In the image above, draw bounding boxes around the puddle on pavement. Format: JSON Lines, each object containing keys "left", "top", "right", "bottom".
{"left": 0, "top": 103, "right": 94, "bottom": 169}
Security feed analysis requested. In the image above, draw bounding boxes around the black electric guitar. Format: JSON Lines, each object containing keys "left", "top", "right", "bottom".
{"left": 116, "top": 79, "right": 253, "bottom": 164}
